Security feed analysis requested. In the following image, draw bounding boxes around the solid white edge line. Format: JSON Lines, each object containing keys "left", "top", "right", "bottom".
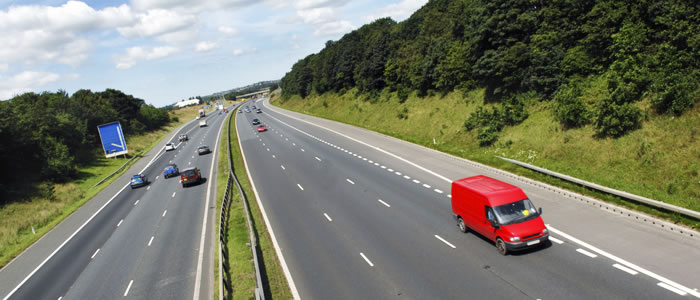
{"left": 236, "top": 111, "right": 301, "bottom": 300}
{"left": 658, "top": 282, "right": 688, "bottom": 296}
{"left": 193, "top": 109, "right": 226, "bottom": 300}
{"left": 346, "top": 179, "right": 355, "bottom": 185}
{"left": 576, "top": 248, "right": 598, "bottom": 258}
{"left": 90, "top": 248, "right": 100, "bottom": 259}
{"left": 134, "top": 200, "right": 139, "bottom": 205}
{"left": 263, "top": 99, "right": 700, "bottom": 299}
{"left": 297, "top": 184, "right": 304, "bottom": 191}
{"left": 612, "top": 263, "right": 639, "bottom": 275}
{"left": 148, "top": 236, "right": 154, "bottom": 246}
{"left": 1, "top": 183, "right": 130, "bottom": 300}
{"left": 123, "top": 280, "right": 133, "bottom": 297}
{"left": 324, "top": 213, "right": 332, "bottom": 222}
{"left": 549, "top": 237, "right": 564, "bottom": 244}
{"left": 434, "top": 235, "right": 456, "bottom": 249}
{"left": 360, "top": 252, "right": 374, "bottom": 267}
{"left": 117, "top": 219, "right": 124, "bottom": 227}
{"left": 549, "top": 226, "right": 700, "bottom": 298}
{"left": 378, "top": 199, "right": 391, "bottom": 208}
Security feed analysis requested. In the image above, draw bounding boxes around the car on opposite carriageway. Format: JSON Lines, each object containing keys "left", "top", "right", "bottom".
{"left": 197, "top": 145, "right": 211, "bottom": 155}
{"left": 130, "top": 174, "right": 149, "bottom": 189}
{"left": 163, "top": 164, "right": 179, "bottom": 178}
{"left": 181, "top": 167, "right": 203, "bottom": 187}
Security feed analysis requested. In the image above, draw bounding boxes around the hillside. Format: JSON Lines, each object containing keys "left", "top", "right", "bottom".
{"left": 277, "top": 0, "right": 699, "bottom": 222}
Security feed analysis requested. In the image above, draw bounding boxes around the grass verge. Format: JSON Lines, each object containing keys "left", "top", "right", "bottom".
{"left": 272, "top": 88, "right": 700, "bottom": 230}
{"left": 228, "top": 104, "right": 292, "bottom": 299}
{"left": 0, "top": 104, "right": 219, "bottom": 268}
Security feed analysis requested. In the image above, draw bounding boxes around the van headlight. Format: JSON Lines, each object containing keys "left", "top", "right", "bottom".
{"left": 509, "top": 237, "right": 521, "bottom": 242}
{"left": 542, "top": 228, "right": 548, "bottom": 234}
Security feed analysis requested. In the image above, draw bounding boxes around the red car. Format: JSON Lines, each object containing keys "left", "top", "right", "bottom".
{"left": 180, "top": 167, "right": 203, "bottom": 187}
{"left": 257, "top": 125, "right": 267, "bottom": 132}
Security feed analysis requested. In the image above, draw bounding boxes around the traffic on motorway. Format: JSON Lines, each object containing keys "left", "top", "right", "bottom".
{"left": 0, "top": 104, "right": 235, "bottom": 300}
{"left": 234, "top": 98, "right": 699, "bottom": 299}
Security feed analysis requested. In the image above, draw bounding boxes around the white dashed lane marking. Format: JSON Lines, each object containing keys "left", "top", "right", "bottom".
{"left": 324, "top": 213, "right": 332, "bottom": 222}
{"left": 346, "top": 179, "right": 355, "bottom": 185}
{"left": 435, "top": 235, "right": 456, "bottom": 249}
{"left": 297, "top": 184, "right": 304, "bottom": 191}
{"left": 360, "top": 253, "right": 374, "bottom": 267}
{"left": 378, "top": 199, "right": 391, "bottom": 207}
{"left": 613, "top": 263, "right": 639, "bottom": 275}
{"left": 576, "top": 248, "right": 597, "bottom": 258}
{"left": 549, "top": 237, "right": 564, "bottom": 244}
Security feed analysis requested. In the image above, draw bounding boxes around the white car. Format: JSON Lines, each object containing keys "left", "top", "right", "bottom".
{"left": 199, "top": 120, "right": 207, "bottom": 127}
{"left": 165, "top": 143, "right": 175, "bottom": 151}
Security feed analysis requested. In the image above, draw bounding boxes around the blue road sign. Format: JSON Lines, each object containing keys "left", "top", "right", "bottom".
{"left": 97, "top": 121, "right": 128, "bottom": 158}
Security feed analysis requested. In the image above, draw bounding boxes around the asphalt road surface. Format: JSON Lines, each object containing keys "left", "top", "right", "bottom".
{"left": 237, "top": 98, "right": 700, "bottom": 300}
{"left": 0, "top": 106, "right": 235, "bottom": 300}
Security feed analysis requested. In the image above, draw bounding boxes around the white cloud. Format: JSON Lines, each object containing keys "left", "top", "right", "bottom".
{"left": 232, "top": 48, "right": 257, "bottom": 56}
{"left": 218, "top": 26, "right": 238, "bottom": 37}
{"left": 0, "top": 63, "right": 8, "bottom": 72}
{"left": 131, "top": 0, "right": 258, "bottom": 12}
{"left": 195, "top": 41, "right": 218, "bottom": 52}
{"left": 0, "top": 1, "right": 134, "bottom": 67}
{"left": 365, "top": 0, "right": 427, "bottom": 22}
{"left": 115, "top": 46, "right": 179, "bottom": 69}
{"left": 296, "top": 7, "right": 335, "bottom": 25}
{"left": 0, "top": 71, "right": 60, "bottom": 99}
{"left": 313, "top": 20, "right": 354, "bottom": 36}
{"left": 117, "top": 9, "right": 198, "bottom": 42}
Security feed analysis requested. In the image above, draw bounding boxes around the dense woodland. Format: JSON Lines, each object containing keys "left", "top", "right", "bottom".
{"left": 0, "top": 89, "right": 170, "bottom": 204}
{"left": 281, "top": 0, "right": 699, "bottom": 144}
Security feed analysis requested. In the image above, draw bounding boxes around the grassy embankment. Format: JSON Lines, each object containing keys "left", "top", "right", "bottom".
{"left": 273, "top": 83, "right": 700, "bottom": 229}
{"left": 0, "top": 102, "right": 234, "bottom": 268}
{"left": 216, "top": 104, "right": 292, "bottom": 299}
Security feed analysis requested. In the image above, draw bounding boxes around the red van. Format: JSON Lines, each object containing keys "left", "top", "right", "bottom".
{"left": 451, "top": 175, "right": 549, "bottom": 255}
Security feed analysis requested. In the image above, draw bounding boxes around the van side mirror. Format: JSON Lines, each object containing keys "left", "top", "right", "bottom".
{"left": 489, "top": 219, "right": 500, "bottom": 229}
{"left": 539, "top": 207, "right": 543, "bottom": 215}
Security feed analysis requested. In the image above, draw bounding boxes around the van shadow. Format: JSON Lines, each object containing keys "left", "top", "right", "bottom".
{"left": 465, "top": 227, "right": 552, "bottom": 256}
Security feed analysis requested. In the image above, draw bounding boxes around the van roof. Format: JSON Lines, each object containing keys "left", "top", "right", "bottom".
{"left": 454, "top": 175, "right": 528, "bottom": 206}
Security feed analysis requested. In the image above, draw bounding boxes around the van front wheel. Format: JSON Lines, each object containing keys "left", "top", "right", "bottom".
{"left": 457, "top": 217, "right": 467, "bottom": 233}
{"left": 496, "top": 238, "right": 507, "bottom": 255}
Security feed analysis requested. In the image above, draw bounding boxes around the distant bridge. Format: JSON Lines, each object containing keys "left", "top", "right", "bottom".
{"left": 235, "top": 88, "right": 270, "bottom": 100}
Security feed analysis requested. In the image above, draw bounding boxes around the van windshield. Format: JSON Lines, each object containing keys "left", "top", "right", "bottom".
{"left": 493, "top": 199, "right": 539, "bottom": 225}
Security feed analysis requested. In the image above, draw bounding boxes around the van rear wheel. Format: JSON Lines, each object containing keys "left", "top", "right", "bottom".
{"left": 496, "top": 238, "right": 507, "bottom": 255}
{"left": 457, "top": 217, "right": 467, "bottom": 233}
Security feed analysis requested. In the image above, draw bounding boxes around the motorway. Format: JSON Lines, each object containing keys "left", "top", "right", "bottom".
{"left": 0, "top": 105, "right": 235, "bottom": 299}
{"left": 238, "top": 98, "right": 700, "bottom": 299}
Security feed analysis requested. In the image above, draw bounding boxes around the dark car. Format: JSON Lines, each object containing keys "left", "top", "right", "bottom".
{"left": 252, "top": 118, "right": 260, "bottom": 125}
{"left": 181, "top": 167, "right": 203, "bottom": 187}
{"left": 163, "top": 164, "right": 179, "bottom": 178}
{"left": 256, "top": 109, "right": 262, "bottom": 114}
{"left": 252, "top": 105, "right": 257, "bottom": 109}
{"left": 197, "top": 145, "right": 211, "bottom": 155}
{"left": 257, "top": 125, "right": 268, "bottom": 132}
{"left": 130, "top": 174, "right": 149, "bottom": 189}
{"left": 178, "top": 134, "right": 188, "bottom": 142}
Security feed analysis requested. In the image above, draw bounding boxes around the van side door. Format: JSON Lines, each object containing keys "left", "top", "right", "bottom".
{"left": 480, "top": 206, "right": 499, "bottom": 241}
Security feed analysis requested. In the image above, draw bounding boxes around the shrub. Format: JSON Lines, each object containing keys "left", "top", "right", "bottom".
{"left": 554, "top": 82, "right": 591, "bottom": 128}
{"left": 594, "top": 101, "right": 642, "bottom": 138}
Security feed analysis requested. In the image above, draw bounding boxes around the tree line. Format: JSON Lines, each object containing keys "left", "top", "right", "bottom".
{"left": 280, "top": 0, "right": 698, "bottom": 144}
{"left": 0, "top": 89, "right": 170, "bottom": 204}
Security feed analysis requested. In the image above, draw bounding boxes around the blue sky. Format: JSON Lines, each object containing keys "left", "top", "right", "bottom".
{"left": 0, "top": 0, "right": 427, "bottom": 106}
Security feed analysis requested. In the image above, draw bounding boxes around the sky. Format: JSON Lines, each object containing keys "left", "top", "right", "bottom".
{"left": 0, "top": 0, "right": 427, "bottom": 107}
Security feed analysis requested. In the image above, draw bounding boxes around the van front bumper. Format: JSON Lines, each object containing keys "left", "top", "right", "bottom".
{"left": 504, "top": 234, "right": 549, "bottom": 251}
